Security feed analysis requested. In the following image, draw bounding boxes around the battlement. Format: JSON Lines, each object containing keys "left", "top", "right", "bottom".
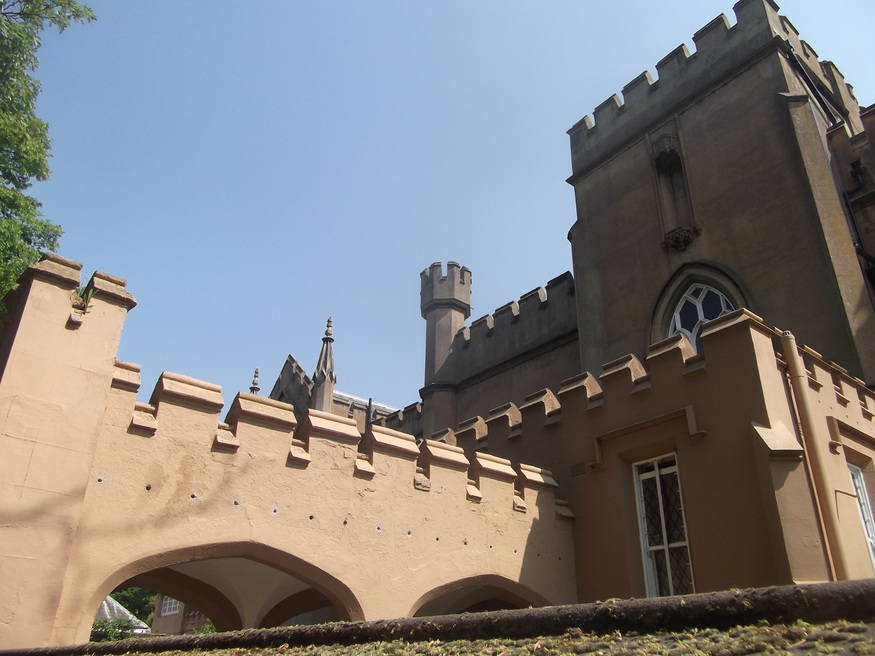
{"left": 380, "top": 401, "right": 423, "bottom": 435}
{"left": 1, "top": 255, "right": 571, "bottom": 518}
{"left": 444, "top": 308, "right": 875, "bottom": 496}
{"left": 0, "top": 257, "right": 582, "bottom": 646}
{"left": 449, "top": 271, "right": 577, "bottom": 383}
{"left": 420, "top": 261, "right": 472, "bottom": 318}
{"left": 568, "top": 0, "right": 861, "bottom": 176}
{"left": 105, "top": 361, "right": 567, "bottom": 514}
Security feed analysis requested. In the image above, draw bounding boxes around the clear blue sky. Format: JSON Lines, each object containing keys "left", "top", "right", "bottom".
{"left": 31, "top": 1, "right": 873, "bottom": 411}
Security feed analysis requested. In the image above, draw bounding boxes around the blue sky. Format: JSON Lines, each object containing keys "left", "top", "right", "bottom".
{"left": 31, "top": 1, "right": 873, "bottom": 411}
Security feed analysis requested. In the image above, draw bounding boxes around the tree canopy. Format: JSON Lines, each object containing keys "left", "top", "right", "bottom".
{"left": 110, "top": 587, "right": 155, "bottom": 623}
{"left": 0, "top": 1, "right": 94, "bottom": 303}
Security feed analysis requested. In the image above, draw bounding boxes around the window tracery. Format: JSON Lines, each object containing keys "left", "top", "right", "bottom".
{"left": 668, "top": 283, "right": 735, "bottom": 352}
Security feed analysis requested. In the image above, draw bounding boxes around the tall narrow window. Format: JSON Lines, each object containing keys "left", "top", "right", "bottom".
{"left": 848, "top": 464, "right": 875, "bottom": 571}
{"left": 668, "top": 283, "right": 734, "bottom": 352}
{"left": 634, "top": 455, "right": 694, "bottom": 597}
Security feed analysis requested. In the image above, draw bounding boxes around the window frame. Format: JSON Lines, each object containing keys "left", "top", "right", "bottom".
{"left": 160, "top": 595, "right": 180, "bottom": 617}
{"left": 649, "top": 265, "right": 747, "bottom": 348}
{"left": 668, "top": 283, "right": 735, "bottom": 352}
{"left": 633, "top": 453, "right": 695, "bottom": 597}
{"left": 848, "top": 463, "right": 875, "bottom": 573}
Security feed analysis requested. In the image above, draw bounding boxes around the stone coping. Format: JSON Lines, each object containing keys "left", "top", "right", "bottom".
{"left": 4, "top": 580, "right": 875, "bottom": 655}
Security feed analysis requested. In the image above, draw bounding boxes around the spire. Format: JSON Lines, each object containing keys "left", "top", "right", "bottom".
{"left": 311, "top": 317, "right": 336, "bottom": 412}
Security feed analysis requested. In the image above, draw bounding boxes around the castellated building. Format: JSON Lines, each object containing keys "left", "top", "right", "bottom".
{"left": 2, "top": 0, "right": 875, "bottom": 649}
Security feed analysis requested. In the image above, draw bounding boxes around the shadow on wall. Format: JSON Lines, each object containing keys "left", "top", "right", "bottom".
{"left": 410, "top": 575, "right": 552, "bottom": 617}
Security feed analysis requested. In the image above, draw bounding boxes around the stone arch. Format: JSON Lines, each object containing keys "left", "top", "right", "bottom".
{"left": 125, "top": 567, "right": 243, "bottom": 632}
{"left": 79, "top": 540, "right": 364, "bottom": 641}
{"left": 649, "top": 263, "right": 749, "bottom": 348}
{"left": 258, "top": 589, "right": 335, "bottom": 628}
{"left": 408, "top": 574, "right": 551, "bottom": 618}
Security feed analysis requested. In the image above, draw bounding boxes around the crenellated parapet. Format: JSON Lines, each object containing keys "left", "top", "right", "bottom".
{"left": 0, "top": 257, "right": 580, "bottom": 647}
{"left": 568, "top": 0, "right": 862, "bottom": 176}
{"left": 420, "top": 261, "right": 472, "bottom": 319}
{"left": 101, "top": 360, "right": 573, "bottom": 521}
{"left": 379, "top": 401, "right": 423, "bottom": 436}
{"left": 442, "top": 308, "right": 875, "bottom": 501}
{"left": 450, "top": 271, "right": 577, "bottom": 385}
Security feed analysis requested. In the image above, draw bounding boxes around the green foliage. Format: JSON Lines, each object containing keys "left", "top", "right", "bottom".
{"left": 110, "top": 587, "right": 156, "bottom": 624}
{"left": 90, "top": 618, "right": 134, "bottom": 642}
{"left": 0, "top": 1, "right": 94, "bottom": 302}
{"left": 197, "top": 619, "right": 217, "bottom": 634}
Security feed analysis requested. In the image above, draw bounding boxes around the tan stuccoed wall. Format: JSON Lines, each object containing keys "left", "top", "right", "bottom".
{"left": 448, "top": 309, "right": 875, "bottom": 602}
{"left": 0, "top": 256, "right": 576, "bottom": 649}
{"left": 3, "top": 255, "right": 875, "bottom": 649}
{"left": 0, "top": 256, "right": 136, "bottom": 650}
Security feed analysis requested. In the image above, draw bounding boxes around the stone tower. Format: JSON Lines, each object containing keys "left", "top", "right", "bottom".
{"left": 420, "top": 262, "right": 471, "bottom": 437}
{"left": 565, "top": 0, "right": 875, "bottom": 383}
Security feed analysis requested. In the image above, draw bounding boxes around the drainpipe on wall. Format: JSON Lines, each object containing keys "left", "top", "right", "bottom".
{"left": 781, "top": 330, "right": 851, "bottom": 580}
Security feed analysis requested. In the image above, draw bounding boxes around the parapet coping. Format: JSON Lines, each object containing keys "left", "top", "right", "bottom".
{"left": 457, "top": 271, "right": 576, "bottom": 347}
{"left": 364, "top": 424, "right": 420, "bottom": 458}
{"left": 27, "top": 254, "right": 82, "bottom": 289}
{"left": 419, "top": 438, "right": 469, "bottom": 470}
{"left": 473, "top": 452, "right": 517, "bottom": 481}
{"left": 149, "top": 372, "right": 224, "bottom": 410}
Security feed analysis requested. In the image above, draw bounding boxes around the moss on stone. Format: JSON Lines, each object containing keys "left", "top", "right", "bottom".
{"left": 119, "top": 620, "right": 875, "bottom": 656}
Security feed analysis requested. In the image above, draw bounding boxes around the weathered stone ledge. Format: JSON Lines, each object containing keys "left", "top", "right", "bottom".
{"left": 4, "top": 580, "right": 875, "bottom": 656}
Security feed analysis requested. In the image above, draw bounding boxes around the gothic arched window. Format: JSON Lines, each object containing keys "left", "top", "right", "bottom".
{"left": 668, "top": 283, "right": 735, "bottom": 353}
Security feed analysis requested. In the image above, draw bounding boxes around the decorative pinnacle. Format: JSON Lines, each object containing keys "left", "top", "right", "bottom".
{"left": 314, "top": 317, "right": 337, "bottom": 384}
{"left": 250, "top": 368, "right": 260, "bottom": 395}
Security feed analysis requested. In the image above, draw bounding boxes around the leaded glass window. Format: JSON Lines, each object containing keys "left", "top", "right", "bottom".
{"left": 634, "top": 455, "right": 694, "bottom": 597}
{"left": 161, "top": 596, "right": 180, "bottom": 616}
{"left": 849, "top": 464, "right": 875, "bottom": 572}
{"left": 668, "top": 283, "right": 734, "bottom": 352}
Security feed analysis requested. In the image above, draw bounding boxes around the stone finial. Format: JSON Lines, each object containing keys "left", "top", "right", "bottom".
{"left": 314, "top": 317, "right": 336, "bottom": 384}
{"left": 250, "top": 368, "right": 260, "bottom": 395}
{"left": 311, "top": 317, "right": 337, "bottom": 412}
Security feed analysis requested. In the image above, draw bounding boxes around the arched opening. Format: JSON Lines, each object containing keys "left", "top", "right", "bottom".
{"left": 259, "top": 589, "right": 339, "bottom": 627}
{"left": 83, "top": 541, "right": 363, "bottom": 640}
{"left": 650, "top": 264, "right": 747, "bottom": 351}
{"left": 409, "top": 575, "right": 550, "bottom": 618}
{"left": 124, "top": 566, "right": 242, "bottom": 633}
{"left": 668, "top": 283, "right": 735, "bottom": 353}
{"left": 91, "top": 587, "right": 155, "bottom": 642}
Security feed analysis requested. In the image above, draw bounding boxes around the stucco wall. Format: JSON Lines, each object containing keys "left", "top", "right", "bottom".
{"left": 0, "top": 256, "right": 576, "bottom": 649}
